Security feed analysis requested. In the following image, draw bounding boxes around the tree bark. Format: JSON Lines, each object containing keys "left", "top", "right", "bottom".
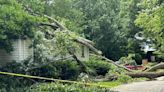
{"left": 145, "top": 62, "right": 164, "bottom": 72}
{"left": 127, "top": 71, "right": 164, "bottom": 79}
{"left": 74, "top": 39, "right": 102, "bottom": 55}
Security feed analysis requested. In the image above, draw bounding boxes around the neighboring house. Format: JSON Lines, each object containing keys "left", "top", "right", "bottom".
{"left": 135, "top": 32, "right": 156, "bottom": 62}
{"left": 0, "top": 38, "right": 90, "bottom": 66}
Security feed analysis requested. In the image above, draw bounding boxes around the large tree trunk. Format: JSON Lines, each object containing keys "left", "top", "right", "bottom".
{"left": 74, "top": 39, "right": 102, "bottom": 55}
{"left": 145, "top": 62, "right": 164, "bottom": 72}
{"left": 127, "top": 71, "right": 164, "bottom": 79}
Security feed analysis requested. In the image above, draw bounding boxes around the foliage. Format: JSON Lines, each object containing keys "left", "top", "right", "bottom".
{"left": 119, "top": 54, "right": 137, "bottom": 65}
{"left": 97, "top": 81, "right": 121, "bottom": 88}
{"left": 32, "top": 29, "right": 83, "bottom": 69}
{"left": 85, "top": 56, "right": 114, "bottom": 76}
{"left": 52, "top": 61, "right": 80, "bottom": 80}
{"left": 29, "top": 60, "right": 80, "bottom": 80}
{"left": 107, "top": 66, "right": 127, "bottom": 77}
{"left": 0, "top": 60, "right": 80, "bottom": 91}
{"left": 17, "top": 0, "right": 85, "bottom": 33}
{"left": 0, "top": 87, "right": 28, "bottom": 92}
{"left": 135, "top": 0, "right": 164, "bottom": 57}
{"left": 107, "top": 66, "right": 149, "bottom": 83}
{"left": 0, "top": 62, "right": 34, "bottom": 92}
{"left": 27, "top": 82, "right": 112, "bottom": 92}
{"left": 116, "top": 75, "right": 149, "bottom": 83}
{"left": 116, "top": 74, "right": 132, "bottom": 83}
{"left": 74, "top": 0, "right": 141, "bottom": 60}
{"left": 0, "top": 0, "right": 43, "bottom": 52}
{"left": 29, "top": 64, "right": 59, "bottom": 79}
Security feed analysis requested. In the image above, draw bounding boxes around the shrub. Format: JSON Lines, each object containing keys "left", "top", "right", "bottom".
{"left": 85, "top": 56, "right": 113, "bottom": 76}
{"left": 29, "top": 60, "right": 80, "bottom": 80}
{"left": 116, "top": 74, "right": 132, "bottom": 83}
{"left": 0, "top": 62, "right": 34, "bottom": 91}
{"left": 0, "top": 61, "right": 26, "bottom": 73}
{"left": 0, "top": 60, "right": 80, "bottom": 91}
{"left": 119, "top": 54, "right": 137, "bottom": 65}
{"left": 29, "top": 64, "right": 59, "bottom": 79}
{"left": 106, "top": 65, "right": 132, "bottom": 82}
{"left": 27, "top": 82, "right": 113, "bottom": 92}
{"left": 134, "top": 53, "right": 142, "bottom": 64}
{"left": 52, "top": 61, "right": 80, "bottom": 80}
{"left": 0, "top": 75, "right": 33, "bottom": 92}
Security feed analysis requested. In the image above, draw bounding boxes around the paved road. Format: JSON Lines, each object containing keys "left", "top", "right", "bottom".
{"left": 112, "top": 81, "right": 164, "bottom": 92}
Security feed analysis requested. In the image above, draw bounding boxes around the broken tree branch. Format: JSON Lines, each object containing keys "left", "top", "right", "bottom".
{"left": 39, "top": 22, "right": 58, "bottom": 30}
{"left": 43, "top": 15, "right": 67, "bottom": 31}
{"left": 74, "top": 39, "right": 102, "bottom": 55}
{"left": 127, "top": 71, "right": 164, "bottom": 79}
{"left": 91, "top": 54, "right": 133, "bottom": 72}
{"left": 145, "top": 62, "right": 164, "bottom": 72}
{"left": 68, "top": 50, "right": 88, "bottom": 73}
{"left": 23, "top": 5, "right": 102, "bottom": 73}
{"left": 78, "top": 37, "right": 94, "bottom": 45}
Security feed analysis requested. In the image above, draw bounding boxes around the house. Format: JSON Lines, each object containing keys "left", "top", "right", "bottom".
{"left": 135, "top": 32, "right": 156, "bottom": 62}
{"left": 0, "top": 38, "right": 90, "bottom": 66}
{"left": 0, "top": 38, "right": 33, "bottom": 66}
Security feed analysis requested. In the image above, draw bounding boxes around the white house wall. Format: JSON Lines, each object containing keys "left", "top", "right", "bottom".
{"left": 0, "top": 39, "right": 33, "bottom": 66}
{"left": 45, "top": 44, "right": 90, "bottom": 61}
{"left": 75, "top": 45, "right": 89, "bottom": 61}
{"left": 0, "top": 39, "right": 89, "bottom": 66}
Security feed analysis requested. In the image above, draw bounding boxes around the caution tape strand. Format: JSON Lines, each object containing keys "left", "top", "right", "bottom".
{"left": 0, "top": 71, "right": 110, "bottom": 88}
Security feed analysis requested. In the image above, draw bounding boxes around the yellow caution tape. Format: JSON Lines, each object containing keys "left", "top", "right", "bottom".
{"left": 0, "top": 71, "right": 110, "bottom": 88}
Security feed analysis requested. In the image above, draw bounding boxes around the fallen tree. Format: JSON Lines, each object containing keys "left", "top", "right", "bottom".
{"left": 126, "top": 63, "right": 164, "bottom": 79}
{"left": 127, "top": 71, "right": 164, "bottom": 79}
{"left": 24, "top": 5, "right": 102, "bottom": 73}
{"left": 145, "top": 62, "right": 164, "bottom": 72}
{"left": 91, "top": 54, "right": 133, "bottom": 72}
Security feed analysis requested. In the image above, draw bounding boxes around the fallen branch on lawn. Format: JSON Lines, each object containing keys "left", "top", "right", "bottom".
{"left": 127, "top": 71, "right": 164, "bottom": 79}
{"left": 91, "top": 54, "right": 133, "bottom": 72}
{"left": 145, "top": 62, "right": 164, "bottom": 72}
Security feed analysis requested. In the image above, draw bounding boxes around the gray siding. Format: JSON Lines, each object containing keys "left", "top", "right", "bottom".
{"left": 0, "top": 39, "right": 33, "bottom": 65}
{"left": 0, "top": 38, "right": 89, "bottom": 66}
{"left": 75, "top": 45, "right": 89, "bottom": 61}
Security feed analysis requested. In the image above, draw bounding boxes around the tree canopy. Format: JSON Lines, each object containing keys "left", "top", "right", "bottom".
{"left": 0, "top": 0, "right": 163, "bottom": 60}
{"left": 135, "top": 0, "right": 164, "bottom": 58}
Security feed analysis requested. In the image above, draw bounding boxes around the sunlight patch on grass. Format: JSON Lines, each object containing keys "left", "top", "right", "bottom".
{"left": 97, "top": 81, "right": 121, "bottom": 88}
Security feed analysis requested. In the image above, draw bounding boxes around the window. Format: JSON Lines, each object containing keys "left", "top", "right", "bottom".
{"left": 81, "top": 46, "right": 85, "bottom": 58}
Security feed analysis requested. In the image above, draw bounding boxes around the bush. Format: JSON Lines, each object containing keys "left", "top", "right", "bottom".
{"left": 0, "top": 87, "right": 28, "bottom": 92}
{"left": 29, "top": 60, "right": 80, "bottom": 80}
{"left": 117, "top": 74, "right": 132, "bottom": 83}
{"left": 0, "top": 62, "right": 34, "bottom": 92}
{"left": 29, "top": 64, "right": 59, "bottom": 79}
{"left": 85, "top": 56, "right": 113, "bottom": 76}
{"left": 27, "top": 82, "right": 113, "bottom": 92}
{"left": 0, "top": 75, "right": 33, "bottom": 92}
{"left": 53, "top": 61, "right": 80, "bottom": 80}
{"left": 0, "top": 60, "right": 80, "bottom": 91}
{"left": 0, "top": 61, "right": 26, "bottom": 73}
{"left": 134, "top": 53, "right": 142, "bottom": 64}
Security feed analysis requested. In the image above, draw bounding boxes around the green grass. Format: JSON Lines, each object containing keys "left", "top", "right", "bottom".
{"left": 97, "top": 81, "right": 122, "bottom": 88}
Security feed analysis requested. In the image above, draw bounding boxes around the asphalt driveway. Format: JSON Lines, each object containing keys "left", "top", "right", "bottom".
{"left": 112, "top": 81, "right": 164, "bottom": 92}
